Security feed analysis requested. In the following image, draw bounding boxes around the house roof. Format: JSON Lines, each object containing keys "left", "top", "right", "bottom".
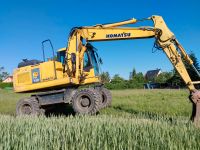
{"left": 145, "top": 69, "right": 161, "bottom": 80}
{"left": 2, "top": 76, "right": 13, "bottom": 83}
{"left": 3, "top": 76, "right": 13, "bottom": 81}
{"left": 6, "top": 76, "right": 13, "bottom": 79}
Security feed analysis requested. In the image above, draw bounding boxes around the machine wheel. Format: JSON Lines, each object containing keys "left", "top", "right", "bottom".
{"left": 72, "top": 88, "right": 101, "bottom": 115}
{"left": 16, "top": 97, "right": 41, "bottom": 116}
{"left": 99, "top": 87, "right": 112, "bottom": 109}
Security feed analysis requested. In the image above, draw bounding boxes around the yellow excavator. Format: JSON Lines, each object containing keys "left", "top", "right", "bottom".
{"left": 13, "top": 15, "right": 200, "bottom": 123}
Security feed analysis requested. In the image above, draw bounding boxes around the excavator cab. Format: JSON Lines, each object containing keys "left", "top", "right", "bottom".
{"left": 56, "top": 43, "right": 101, "bottom": 84}
{"left": 56, "top": 44, "right": 101, "bottom": 75}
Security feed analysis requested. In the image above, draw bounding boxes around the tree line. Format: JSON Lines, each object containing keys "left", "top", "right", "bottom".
{"left": 0, "top": 67, "right": 9, "bottom": 82}
{"left": 101, "top": 51, "right": 200, "bottom": 89}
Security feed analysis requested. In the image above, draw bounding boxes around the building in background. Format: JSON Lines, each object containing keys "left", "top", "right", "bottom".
{"left": 145, "top": 69, "right": 161, "bottom": 81}
{"left": 2, "top": 76, "right": 13, "bottom": 83}
{"left": 144, "top": 69, "right": 161, "bottom": 89}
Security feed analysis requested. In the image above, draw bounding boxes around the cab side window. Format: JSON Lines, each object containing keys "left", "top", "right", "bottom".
{"left": 83, "top": 52, "right": 91, "bottom": 71}
{"left": 57, "top": 51, "right": 65, "bottom": 64}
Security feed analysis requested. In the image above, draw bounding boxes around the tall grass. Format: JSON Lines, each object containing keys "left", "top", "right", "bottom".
{"left": 0, "top": 89, "right": 191, "bottom": 117}
{"left": 0, "top": 115, "right": 199, "bottom": 150}
{"left": 0, "top": 89, "right": 198, "bottom": 149}
{"left": 0, "top": 89, "right": 29, "bottom": 115}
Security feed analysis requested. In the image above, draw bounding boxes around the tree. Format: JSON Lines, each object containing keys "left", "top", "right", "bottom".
{"left": 0, "top": 66, "right": 9, "bottom": 82}
{"left": 186, "top": 52, "right": 200, "bottom": 81}
{"left": 132, "top": 72, "right": 145, "bottom": 83}
{"left": 104, "top": 74, "right": 127, "bottom": 89}
{"left": 155, "top": 72, "right": 173, "bottom": 83}
{"left": 129, "top": 68, "right": 136, "bottom": 80}
{"left": 100, "top": 72, "right": 110, "bottom": 83}
{"left": 111, "top": 74, "right": 124, "bottom": 83}
{"left": 167, "top": 70, "right": 183, "bottom": 87}
{"left": 128, "top": 72, "right": 145, "bottom": 89}
{"left": 169, "top": 51, "right": 200, "bottom": 87}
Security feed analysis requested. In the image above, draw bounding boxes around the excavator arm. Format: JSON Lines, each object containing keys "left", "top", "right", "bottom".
{"left": 66, "top": 15, "right": 200, "bottom": 123}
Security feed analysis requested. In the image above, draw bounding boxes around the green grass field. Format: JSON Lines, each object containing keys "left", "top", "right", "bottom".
{"left": 0, "top": 89, "right": 199, "bottom": 149}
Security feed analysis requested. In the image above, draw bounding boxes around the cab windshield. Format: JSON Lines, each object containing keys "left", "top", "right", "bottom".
{"left": 84, "top": 44, "right": 100, "bottom": 76}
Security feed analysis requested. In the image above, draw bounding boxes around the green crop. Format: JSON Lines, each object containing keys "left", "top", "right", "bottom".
{"left": 0, "top": 89, "right": 199, "bottom": 149}
{"left": 0, "top": 115, "right": 200, "bottom": 150}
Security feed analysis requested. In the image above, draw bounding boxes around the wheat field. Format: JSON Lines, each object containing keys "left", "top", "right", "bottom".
{"left": 0, "top": 89, "right": 199, "bottom": 149}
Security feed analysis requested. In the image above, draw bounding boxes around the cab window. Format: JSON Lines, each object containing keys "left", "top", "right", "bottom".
{"left": 83, "top": 52, "right": 92, "bottom": 71}
{"left": 57, "top": 51, "right": 65, "bottom": 64}
{"left": 88, "top": 50, "right": 99, "bottom": 76}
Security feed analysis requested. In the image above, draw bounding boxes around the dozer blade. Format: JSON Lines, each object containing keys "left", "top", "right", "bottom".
{"left": 190, "top": 90, "right": 200, "bottom": 124}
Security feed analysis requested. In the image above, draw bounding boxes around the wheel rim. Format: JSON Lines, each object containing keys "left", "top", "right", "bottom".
{"left": 81, "top": 96, "right": 91, "bottom": 107}
{"left": 77, "top": 95, "right": 92, "bottom": 112}
{"left": 80, "top": 96, "right": 91, "bottom": 108}
{"left": 21, "top": 104, "right": 32, "bottom": 115}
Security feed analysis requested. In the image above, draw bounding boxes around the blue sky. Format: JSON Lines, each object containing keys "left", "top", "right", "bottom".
{"left": 0, "top": 0, "right": 200, "bottom": 79}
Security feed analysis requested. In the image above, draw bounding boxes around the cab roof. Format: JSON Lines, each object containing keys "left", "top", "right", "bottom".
{"left": 57, "top": 47, "right": 66, "bottom": 52}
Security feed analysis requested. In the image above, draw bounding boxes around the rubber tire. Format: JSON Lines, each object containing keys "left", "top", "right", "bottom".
{"left": 99, "top": 88, "right": 112, "bottom": 109}
{"left": 16, "top": 97, "right": 41, "bottom": 116}
{"left": 72, "top": 88, "right": 101, "bottom": 115}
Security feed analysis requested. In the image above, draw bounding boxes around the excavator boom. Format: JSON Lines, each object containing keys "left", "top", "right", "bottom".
{"left": 65, "top": 15, "right": 200, "bottom": 123}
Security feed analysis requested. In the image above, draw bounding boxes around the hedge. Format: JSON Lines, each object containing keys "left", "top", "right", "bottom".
{"left": 0, "top": 83, "right": 13, "bottom": 89}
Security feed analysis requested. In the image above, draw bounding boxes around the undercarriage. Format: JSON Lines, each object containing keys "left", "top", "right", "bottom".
{"left": 16, "top": 85, "right": 112, "bottom": 116}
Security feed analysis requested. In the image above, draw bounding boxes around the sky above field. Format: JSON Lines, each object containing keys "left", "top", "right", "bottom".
{"left": 0, "top": 0, "right": 200, "bottom": 79}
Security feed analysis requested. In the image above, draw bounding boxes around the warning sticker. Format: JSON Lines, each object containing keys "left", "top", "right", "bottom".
{"left": 32, "top": 68, "right": 40, "bottom": 83}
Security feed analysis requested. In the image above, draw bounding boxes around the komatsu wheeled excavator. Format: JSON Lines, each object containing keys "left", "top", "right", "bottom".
{"left": 13, "top": 15, "right": 200, "bottom": 123}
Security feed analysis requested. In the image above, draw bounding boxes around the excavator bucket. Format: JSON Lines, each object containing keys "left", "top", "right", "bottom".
{"left": 190, "top": 90, "right": 200, "bottom": 124}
